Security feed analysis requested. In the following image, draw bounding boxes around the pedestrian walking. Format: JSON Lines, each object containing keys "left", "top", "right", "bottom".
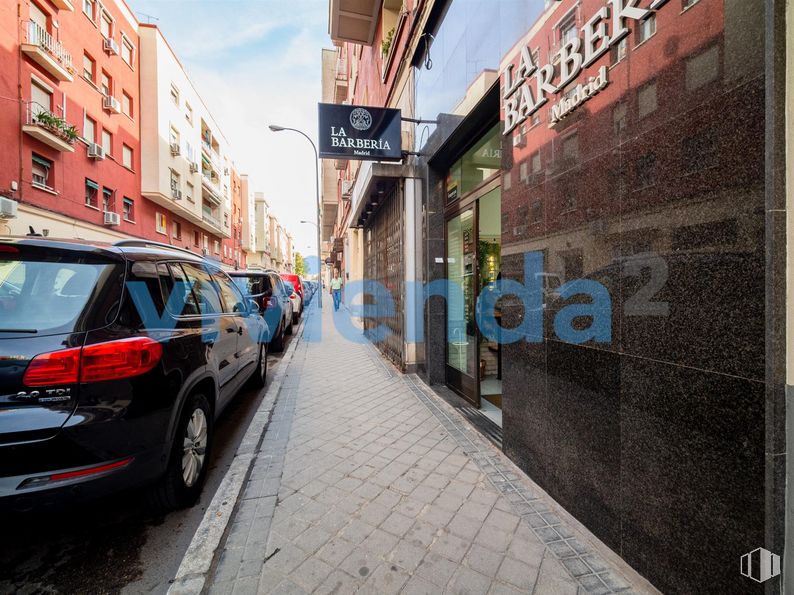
{"left": 330, "top": 269, "right": 343, "bottom": 311}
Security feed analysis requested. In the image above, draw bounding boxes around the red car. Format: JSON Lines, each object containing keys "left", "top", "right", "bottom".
{"left": 280, "top": 274, "right": 303, "bottom": 315}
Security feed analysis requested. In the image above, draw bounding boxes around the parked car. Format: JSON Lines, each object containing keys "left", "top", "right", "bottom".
{"left": 230, "top": 269, "right": 293, "bottom": 352}
{"left": 0, "top": 238, "right": 269, "bottom": 512}
{"left": 280, "top": 274, "right": 304, "bottom": 315}
{"left": 283, "top": 281, "right": 301, "bottom": 325}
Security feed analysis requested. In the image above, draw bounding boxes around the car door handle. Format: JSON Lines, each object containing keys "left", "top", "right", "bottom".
{"left": 226, "top": 327, "right": 236, "bottom": 333}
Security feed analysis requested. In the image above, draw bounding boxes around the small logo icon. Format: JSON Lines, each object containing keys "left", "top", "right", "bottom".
{"left": 350, "top": 108, "right": 372, "bottom": 131}
{"left": 741, "top": 548, "right": 780, "bottom": 583}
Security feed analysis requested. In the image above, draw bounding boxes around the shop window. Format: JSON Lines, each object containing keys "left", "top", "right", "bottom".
{"left": 156, "top": 212, "right": 167, "bottom": 235}
{"left": 613, "top": 101, "right": 628, "bottom": 134}
{"left": 610, "top": 38, "right": 627, "bottom": 65}
{"left": 638, "top": 81, "right": 658, "bottom": 119}
{"left": 635, "top": 14, "right": 656, "bottom": 46}
{"left": 85, "top": 179, "right": 99, "bottom": 208}
{"left": 83, "top": 53, "right": 95, "bottom": 82}
{"left": 682, "top": 129, "right": 717, "bottom": 173}
{"left": 102, "top": 129, "right": 112, "bottom": 155}
{"left": 635, "top": 153, "right": 657, "bottom": 189}
{"left": 685, "top": 44, "right": 719, "bottom": 91}
{"left": 31, "top": 154, "right": 52, "bottom": 190}
{"left": 102, "top": 188, "right": 113, "bottom": 212}
{"left": 122, "top": 144, "right": 133, "bottom": 169}
{"left": 447, "top": 123, "right": 501, "bottom": 200}
{"left": 123, "top": 197, "right": 134, "bottom": 221}
{"left": 172, "top": 221, "right": 182, "bottom": 240}
{"left": 83, "top": 115, "right": 95, "bottom": 143}
{"left": 122, "top": 91, "right": 132, "bottom": 117}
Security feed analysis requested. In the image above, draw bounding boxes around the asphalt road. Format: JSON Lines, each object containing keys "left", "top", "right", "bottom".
{"left": 0, "top": 326, "right": 299, "bottom": 595}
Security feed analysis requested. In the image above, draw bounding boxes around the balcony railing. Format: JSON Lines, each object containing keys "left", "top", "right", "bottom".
{"left": 25, "top": 21, "right": 74, "bottom": 75}
{"left": 202, "top": 211, "right": 221, "bottom": 229}
{"left": 22, "top": 102, "right": 77, "bottom": 152}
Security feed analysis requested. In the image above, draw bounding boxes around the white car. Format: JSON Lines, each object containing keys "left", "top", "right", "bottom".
{"left": 284, "top": 280, "right": 301, "bottom": 324}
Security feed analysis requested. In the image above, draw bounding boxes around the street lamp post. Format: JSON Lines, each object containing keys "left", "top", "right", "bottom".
{"left": 268, "top": 124, "right": 322, "bottom": 309}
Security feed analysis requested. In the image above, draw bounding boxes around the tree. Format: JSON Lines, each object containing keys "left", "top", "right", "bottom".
{"left": 294, "top": 251, "right": 307, "bottom": 277}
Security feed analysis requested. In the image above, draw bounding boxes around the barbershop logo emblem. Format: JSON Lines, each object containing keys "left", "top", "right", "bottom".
{"left": 350, "top": 108, "right": 372, "bottom": 131}
{"left": 740, "top": 548, "right": 780, "bottom": 583}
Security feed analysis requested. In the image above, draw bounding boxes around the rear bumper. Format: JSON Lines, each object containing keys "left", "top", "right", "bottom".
{"left": 0, "top": 445, "right": 166, "bottom": 510}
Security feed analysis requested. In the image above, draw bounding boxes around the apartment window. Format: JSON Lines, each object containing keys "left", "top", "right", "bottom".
{"left": 635, "top": 153, "right": 657, "bottom": 188}
{"left": 30, "top": 80, "right": 52, "bottom": 114}
{"left": 82, "top": 0, "right": 94, "bottom": 19}
{"left": 122, "top": 144, "right": 133, "bottom": 169}
{"left": 123, "top": 197, "right": 134, "bottom": 221}
{"left": 213, "top": 240, "right": 220, "bottom": 254}
{"left": 83, "top": 115, "right": 95, "bottom": 142}
{"left": 613, "top": 101, "right": 628, "bottom": 134}
{"left": 170, "top": 84, "right": 179, "bottom": 106}
{"left": 102, "top": 187, "right": 113, "bottom": 212}
{"left": 31, "top": 154, "right": 52, "bottom": 190}
{"left": 635, "top": 14, "right": 656, "bottom": 45}
{"left": 559, "top": 11, "right": 577, "bottom": 45}
{"left": 101, "top": 129, "right": 111, "bottom": 155}
{"left": 121, "top": 38, "right": 134, "bottom": 66}
{"left": 100, "top": 71, "right": 111, "bottom": 96}
{"left": 519, "top": 161, "right": 528, "bottom": 182}
{"left": 224, "top": 213, "right": 229, "bottom": 228}
{"left": 156, "top": 212, "right": 167, "bottom": 235}
{"left": 100, "top": 10, "right": 113, "bottom": 38}
{"left": 85, "top": 179, "right": 99, "bottom": 208}
{"left": 169, "top": 126, "right": 180, "bottom": 146}
{"left": 193, "top": 230, "right": 200, "bottom": 247}
{"left": 561, "top": 179, "right": 577, "bottom": 212}
{"left": 122, "top": 91, "right": 132, "bottom": 117}
{"left": 185, "top": 103, "right": 193, "bottom": 124}
{"left": 186, "top": 182, "right": 194, "bottom": 203}
{"left": 172, "top": 221, "right": 182, "bottom": 240}
{"left": 531, "top": 151, "right": 542, "bottom": 173}
{"left": 83, "top": 53, "right": 95, "bottom": 82}
{"left": 202, "top": 234, "right": 209, "bottom": 250}
{"left": 685, "top": 45, "right": 719, "bottom": 91}
{"left": 530, "top": 200, "right": 543, "bottom": 224}
{"left": 29, "top": 3, "right": 47, "bottom": 31}
{"left": 610, "top": 38, "right": 627, "bottom": 65}
{"left": 170, "top": 169, "right": 180, "bottom": 194}
{"left": 638, "top": 81, "right": 658, "bottom": 119}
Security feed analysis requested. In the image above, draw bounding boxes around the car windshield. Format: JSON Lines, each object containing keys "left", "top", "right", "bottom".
{"left": 0, "top": 253, "right": 121, "bottom": 333}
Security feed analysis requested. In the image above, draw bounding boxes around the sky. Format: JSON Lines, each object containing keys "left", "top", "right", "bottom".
{"left": 127, "top": 0, "right": 330, "bottom": 259}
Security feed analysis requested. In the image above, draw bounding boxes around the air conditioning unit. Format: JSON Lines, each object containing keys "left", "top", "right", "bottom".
{"left": 88, "top": 143, "right": 105, "bottom": 159}
{"left": 171, "top": 188, "right": 182, "bottom": 200}
{"left": 103, "top": 211, "right": 121, "bottom": 226}
{"left": 189, "top": 162, "right": 199, "bottom": 173}
{"left": 341, "top": 180, "right": 353, "bottom": 197}
{"left": 170, "top": 143, "right": 181, "bottom": 156}
{"left": 513, "top": 131, "right": 526, "bottom": 148}
{"left": 103, "top": 96, "right": 121, "bottom": 113}
{"left": 104, "top": 38, "right": 119, "bottom": 55}
{"left": 0, "top": 197, "right": 18, "bottom": 219}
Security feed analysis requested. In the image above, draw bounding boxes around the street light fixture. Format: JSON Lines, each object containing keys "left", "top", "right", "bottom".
{"left": 268, "top": 124, "right": 322, "bottom": 308}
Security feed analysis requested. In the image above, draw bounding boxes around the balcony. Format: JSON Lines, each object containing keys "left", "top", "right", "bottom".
{"left": 201, "top": 174, "right": 222, "bottom": 205}
{"left": 329, "top": 0, "right": 380, "bottom": 45}
{"left": 201, "top": 210, "right": 222, "bottom": 231}
{"left": 51, "top": 0, "right": 74, "bottom": 10}
{"left": 21, "top": 22, "right": 74, "bottom": 82}
{"left": 22, "top": 103, "right": 77, "bottom": 152}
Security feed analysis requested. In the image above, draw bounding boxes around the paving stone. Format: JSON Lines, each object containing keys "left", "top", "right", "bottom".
{"left": 340, "top": 518, "right": 377, "bottom": 545}
{"left": 387, "top": 540, "right": 426, "bottom": 572}
{"left": 292, "top": 525, "right": 332, "bottom": 554}
{"left": 448, "top": 513, "right": 484, "bottom": 541}
{"left": 291, "top": 556, "right": 334, "bottom": 592}
{"left": 476, "top": 524, "right": 513, "bottom": 553}
{"left": 360, "top": 562, "right": 410, "bottom": 595}
{"left": 380, "top": 511, "right": 415, "bottom": 537}
{"left": 496, "top": 556, "right": 542, "bottom": 591}
{"left": 361, "top": 527, "right": 400, "bottom": 558}
{"left": 447, "top": 565, "right": 492, "bottom": 595}
{"left": 464, "top": 543, "right": 505, "bottom": 578}
{"left": 428, "top": 530, "right": 471, "bottom": 563}
{"left": 404, "top": 520, "right": 438, "bottom": 549}
{"left": 414, "top": 552, "right": 458, "bottom": 587}
{"left": 401, "top": 574, "right": 439, "bottom": 595}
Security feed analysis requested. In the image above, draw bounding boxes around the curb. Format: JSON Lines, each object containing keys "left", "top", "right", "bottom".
{"left": 167, "top": 303, "right": 312, "bottom": 595}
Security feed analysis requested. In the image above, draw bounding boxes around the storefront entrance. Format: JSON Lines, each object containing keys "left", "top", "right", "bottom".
{"left": 445, "top": 180, "right": 501, "bottom": 425}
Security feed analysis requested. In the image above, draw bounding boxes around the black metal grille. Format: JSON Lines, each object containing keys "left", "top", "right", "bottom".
{"left": 364, "top": 183, "right": 404, "bottom": 369}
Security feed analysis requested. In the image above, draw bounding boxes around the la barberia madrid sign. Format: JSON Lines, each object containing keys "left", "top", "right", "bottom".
{"left": 503, "top": 0, "right": 672, "bottom": 135}
{"left": 318, "top": 103, "right": 402, "bottom": 162}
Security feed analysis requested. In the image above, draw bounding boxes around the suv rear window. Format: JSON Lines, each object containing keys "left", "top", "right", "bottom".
{"left": 0, "top": 248, "right": 123, "bottom": 333}
{"left": 232, "top": 275, "right": 271, "bottom": 296}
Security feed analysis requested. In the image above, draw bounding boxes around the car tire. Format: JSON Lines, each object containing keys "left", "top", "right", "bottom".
{"left": 270, "top": 320, "right": 285, "bottom": 352}
{"left": 292, "top": 310, "right": 299, "bottom": 325}
{"left": 247, "top": 344, "right": 267, "bottom": 388}
{"left": 285, "top": 314, "right": 294, "bottom": 336}
{"left": 148, "top": 393, "right": 212, "bottom": 512}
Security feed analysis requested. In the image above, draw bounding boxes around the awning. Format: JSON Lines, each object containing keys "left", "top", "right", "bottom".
{"left": 85, "top": 179, "right": 99, "bottom": 190}
{"left": 32, "top": 155, "right": 51, "bottom": 169}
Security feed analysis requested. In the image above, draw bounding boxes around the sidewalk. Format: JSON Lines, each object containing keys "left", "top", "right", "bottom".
{"left": 205, "top": 303, "right": 646, "bottom": 595}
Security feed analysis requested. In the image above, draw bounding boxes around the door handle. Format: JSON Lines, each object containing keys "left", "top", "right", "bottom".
{"left": 226, "top": 327, "right": 236, "bottom": 333}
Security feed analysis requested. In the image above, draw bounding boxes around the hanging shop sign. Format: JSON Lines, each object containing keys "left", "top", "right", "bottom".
{"left": 318, "top": 103, "right": 402, "bottom": 161}
{"left": 502, "top": 0, "right": 671, "bottom": 134}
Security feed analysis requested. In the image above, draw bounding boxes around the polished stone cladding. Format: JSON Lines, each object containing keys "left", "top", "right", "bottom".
{"left": 496, "top": 0, "right": 774, "bottom": 592}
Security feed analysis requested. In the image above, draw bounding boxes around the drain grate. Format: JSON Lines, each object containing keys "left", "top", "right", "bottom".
{"left": 458, "top": 406, "right": 503, "bottom": 449}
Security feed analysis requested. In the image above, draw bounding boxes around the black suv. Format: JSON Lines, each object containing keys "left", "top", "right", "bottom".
{"left": 0, "top": 238, "right": 268, "bottom": 511}
{"left": 229, "top": 270, "right": 293, "bottom": 352}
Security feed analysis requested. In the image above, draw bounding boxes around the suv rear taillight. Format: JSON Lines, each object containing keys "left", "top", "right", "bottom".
{"left": 23, "top": 337, "right": 163, "bottom": 387}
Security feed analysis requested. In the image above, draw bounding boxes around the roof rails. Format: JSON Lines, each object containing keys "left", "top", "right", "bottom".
{"left": 113, "top": 239, "right": 201, "bottom": 258}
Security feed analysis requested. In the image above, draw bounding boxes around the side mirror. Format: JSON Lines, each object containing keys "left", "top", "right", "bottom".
{"left": 247, "top": 298, "right": 260, "bottom": 314}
